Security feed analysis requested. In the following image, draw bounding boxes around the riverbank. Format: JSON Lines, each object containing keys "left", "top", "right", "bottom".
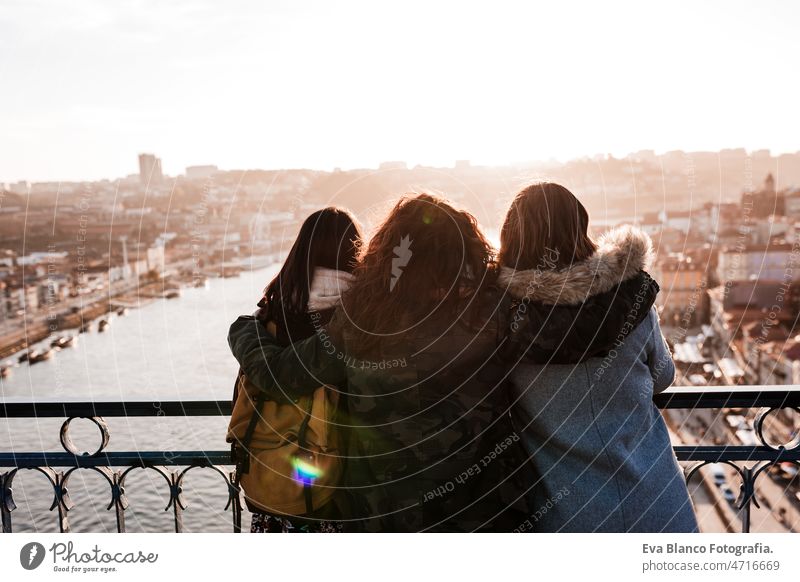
{"left": 0, "top": 255, "right": 284, "bottom": 363}
{"left": 0, "top": 277, "right": 192, "bottom": 360}
{"left": 0, "top": 300, "right": 112, "bottom": 360}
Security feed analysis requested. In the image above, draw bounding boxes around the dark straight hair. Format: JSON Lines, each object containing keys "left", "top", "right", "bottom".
{"left": 498, "top": 182, "right": 597, "bottom": 270}
{"left": 264, "top": 207, "right": 363, "bottom": 313}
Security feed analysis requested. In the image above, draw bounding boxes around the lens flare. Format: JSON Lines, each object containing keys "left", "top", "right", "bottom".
{"left": 292, "top": 456, "right": 322, "bottom": 485}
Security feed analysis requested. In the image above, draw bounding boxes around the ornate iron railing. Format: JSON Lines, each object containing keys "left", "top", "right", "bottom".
{"left": 0, "top": 400, "right": 239, "bottom": 533}
{"left": 656, "top": 385, "right": 800, "bottom": 533}
{"left": 1, "top": 386, "right": 799, "bottom": 533}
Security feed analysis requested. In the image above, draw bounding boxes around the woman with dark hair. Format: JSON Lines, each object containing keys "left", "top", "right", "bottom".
{"left": 227, "top": 206, "right": 362, "bottom": 533}
{"left": 497, "top": 182, "right": 698, "bottom": 532}
{"left": 259, "top": 207, "right": 362, "bottom": 341}
{"left": 229, "top": 194, "right": 534, "bottom": 532}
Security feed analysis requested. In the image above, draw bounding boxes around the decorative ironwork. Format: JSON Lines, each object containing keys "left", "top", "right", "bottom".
{"left": 60, "top": 416, "right": 110, "bottom": 456}
{"left": 1, "top": 387, "right": 799, "bottom": 533}
{"left": 0, "top": 400, "right": 239, "bottom": 533}
{"left": 656, "top": 388, "right": 800, "bottom": 533}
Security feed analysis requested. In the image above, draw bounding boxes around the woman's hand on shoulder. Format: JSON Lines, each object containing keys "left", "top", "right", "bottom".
{"left": 253, "top": 300, "right": 278, "bottom": 337}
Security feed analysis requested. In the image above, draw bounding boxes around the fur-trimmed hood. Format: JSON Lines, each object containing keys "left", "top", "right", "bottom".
{"left": 498, "top": 225, "right": 654, "bottom": 305}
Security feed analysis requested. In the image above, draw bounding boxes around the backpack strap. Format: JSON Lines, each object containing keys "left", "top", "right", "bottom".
{"left": 232, "top": 310, "right": 274, "bottom": 488}
{"left": 296, "top": 397, "right": 316, "bottom": 515}
{"left": 230, "top": 372, "right": 241, "bottom": 469}
{"left": 233, "top": 370, "right": 268, "bottom": 485}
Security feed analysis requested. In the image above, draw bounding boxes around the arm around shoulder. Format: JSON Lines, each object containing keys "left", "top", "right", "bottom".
{"left": 227, "top": 315, "right": 346, "bottom": 402}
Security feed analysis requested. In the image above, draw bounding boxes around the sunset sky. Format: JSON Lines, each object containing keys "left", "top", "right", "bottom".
{"left": 2, "top": 0, "right": 799, "bottom": 182}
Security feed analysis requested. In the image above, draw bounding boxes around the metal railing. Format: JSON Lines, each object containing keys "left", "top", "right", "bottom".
{"left": 0, "top": 400, "right": 238, "bottom": 533}
{"left": 1, "top": 386, "right": 799, "bottom": 533}
{"left": 656, "top": 385, "right": 800, "bottom": 533}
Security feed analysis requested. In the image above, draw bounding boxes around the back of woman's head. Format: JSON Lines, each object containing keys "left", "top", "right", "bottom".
{"left": 265, "top": 207, "right": 362, "bottom": 312}
{"left": 499, "top": 182, "right": 597, "bottom": 270}
{"left": 340, "top": 193, "right": 495, "bottom": 354}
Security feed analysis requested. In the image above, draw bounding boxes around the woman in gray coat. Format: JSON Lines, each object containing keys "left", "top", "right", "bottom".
{"left": 497, "top": 182, "right": 698, "bottom": 533}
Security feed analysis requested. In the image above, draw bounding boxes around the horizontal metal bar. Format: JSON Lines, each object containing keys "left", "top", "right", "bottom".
{"left": 1, "top": 400, "right": 232, "bottom": 418}
{"left": 0, "top": 451, "right": 232, "bottom": 467}
{"left": 673, "top": 445, "right": 800, "bottom": 462}
{"left": 2, "top": 446, "right": 798, "bottom": 468}
{"left": 1, "top": 386, "right": 799, "bottom": 419}
{"left": 654, "top": 385, "right": 800, "bottom": 409}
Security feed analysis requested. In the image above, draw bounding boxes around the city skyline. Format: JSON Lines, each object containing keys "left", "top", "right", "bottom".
{"left": 2, "top": 0, "right": 799, "bottom": 182}
{"left": 2, "top": 145, "right": 798, "bottom": 187}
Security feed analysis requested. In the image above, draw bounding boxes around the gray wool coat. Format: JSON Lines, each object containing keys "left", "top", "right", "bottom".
{"left": 499, "top": 226, "right": 699, "bottom": 533}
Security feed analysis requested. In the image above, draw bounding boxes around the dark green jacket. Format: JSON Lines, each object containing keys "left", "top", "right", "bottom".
{"left": 228, "top": 295, "right": 535, "bottom": 532}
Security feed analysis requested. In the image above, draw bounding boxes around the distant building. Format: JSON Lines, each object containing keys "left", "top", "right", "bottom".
{"left": 751, "top": 338, "right": 800, "bottom": 385}
{"left": 707, "top": 202, "right": 741, "bottom": 238}
{"left": 185, "top": 165, "right": 218, "bottom": 180}
{"left": 22, "top": 284, "right": 40, "bottom": 313}
{"left": 636, "top": 209, "right": 693, "bottom": 236}
{"left": 663, "top": 209, "right": 692, "bottom": 233}
{"left": 716, "top": 243, "right": 799, "bottom": 283}
{"left": 138, "top": 153, "right": 163, "bottom": 186}
{"left": 631, "top": 150, "right": 657, "bottom": 163}
{"left": 146, "top": 244, "right": 166, "bottom": 276}
{"left": 653, "top": 254, "right": 709, "bottom": 327}
{"left": 637, "top": 211, "right": 662, "bottom": 236}
{"left": 379, "top": 161, "right": 407, "bottom": 171}
{"left": 751, "top": 216, "right": 790, "bottom": 245}
{"left": 743, "top": 173, "right": 783, "bottom": 218}
{"left": 708, "top": 280, "right": 800, "bottom": 346}
{"left": 783, "top": 188, "right": 800, "bottom": 218}
{"left": 8, "top": 181, "right": 30, "bottom": 195}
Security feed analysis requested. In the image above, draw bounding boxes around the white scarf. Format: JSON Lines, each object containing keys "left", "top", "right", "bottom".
{"left": 307, "top": 267, "right": 354, "bottom": 312}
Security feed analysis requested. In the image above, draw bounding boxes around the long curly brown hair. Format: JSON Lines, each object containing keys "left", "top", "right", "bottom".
{"left": 338, "top": 193, "right": 496, "bottom": 356}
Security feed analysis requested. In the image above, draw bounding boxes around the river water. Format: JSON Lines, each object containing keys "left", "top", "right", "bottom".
{"left": 1, "top": 264, "right": 280, "bottom": 532}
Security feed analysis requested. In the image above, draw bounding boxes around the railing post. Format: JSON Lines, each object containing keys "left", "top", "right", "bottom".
{"left": 168, "top": 471, "right": 185, "bottom": 533}
{"left": 740, "top": 465, "right": 753, "bottom": 534}
{"left": 230, "top": 469, "right": 242, "bottom": 533}
{"left": 1, "top": 471, "right": 15, "bottom": 533}
{"left": 53, "top": 470, "right": 72, "bottom": 533}
{"left": 112, "top": 471, "right": 128, "bottom": 533}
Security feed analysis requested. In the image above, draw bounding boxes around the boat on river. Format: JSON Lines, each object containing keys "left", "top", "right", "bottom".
{"left": 29, "top": 349, "right": 54, "bottom": 364}
{"left": 51, "top": 335, "right": 78, "bottom": 349}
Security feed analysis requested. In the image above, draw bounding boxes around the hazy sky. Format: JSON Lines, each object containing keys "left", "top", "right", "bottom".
{"left": 2, "top": 0, "right": 799, "bottom": 182}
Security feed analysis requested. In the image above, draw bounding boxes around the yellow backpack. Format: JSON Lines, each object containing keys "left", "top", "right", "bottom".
{"left": 226, "top": 369, "right": 342, "bottom": 517}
